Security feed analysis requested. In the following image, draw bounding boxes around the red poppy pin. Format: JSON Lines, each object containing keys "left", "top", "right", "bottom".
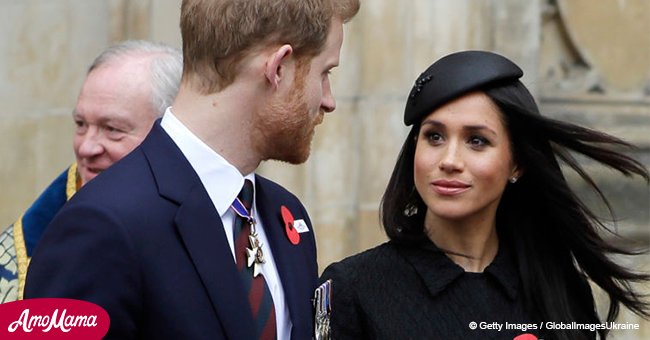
{"left": 281, "top": 205, "right": 300, "bottom": 245}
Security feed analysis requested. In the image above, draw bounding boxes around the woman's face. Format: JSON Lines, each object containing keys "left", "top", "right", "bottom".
{"left": 414, "top": 91, "right": 519, "bottom": 223}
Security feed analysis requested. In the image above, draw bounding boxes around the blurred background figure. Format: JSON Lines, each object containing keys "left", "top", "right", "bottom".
{"left": 0, "top": 40, "right": 182, "bottom": 303}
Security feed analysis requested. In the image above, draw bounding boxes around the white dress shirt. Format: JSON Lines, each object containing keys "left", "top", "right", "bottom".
{"left": 161, "top": 108, "right": 291, "bottom": 339}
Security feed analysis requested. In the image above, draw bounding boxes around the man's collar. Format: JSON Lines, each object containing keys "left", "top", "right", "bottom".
{"left": 160, "top": 108, "right": 253, "bottom": 216}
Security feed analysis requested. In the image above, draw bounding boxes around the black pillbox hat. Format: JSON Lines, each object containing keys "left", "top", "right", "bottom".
{"left": 404, "top": 50, "right": 523, "bottom": 126}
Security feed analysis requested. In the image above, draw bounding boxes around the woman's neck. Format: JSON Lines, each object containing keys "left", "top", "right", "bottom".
{"left": 424, "top": 212, "right": 499, "bottom": 273}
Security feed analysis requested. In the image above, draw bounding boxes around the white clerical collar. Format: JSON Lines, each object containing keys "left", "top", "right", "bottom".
{"left": 160, "top": 107, "right": 255, "bottom": 216}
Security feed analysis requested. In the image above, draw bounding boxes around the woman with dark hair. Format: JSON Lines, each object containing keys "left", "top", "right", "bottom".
{"left": 317, "top": 50, "right": 649, "bottom": 340}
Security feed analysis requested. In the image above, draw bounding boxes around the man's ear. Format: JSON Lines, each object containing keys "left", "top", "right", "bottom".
{"left": 264, "top": 44, "right": 293, "bottom": 90}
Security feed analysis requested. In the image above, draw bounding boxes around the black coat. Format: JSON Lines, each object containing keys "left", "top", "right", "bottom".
{"left": 320, "top": 239, "right": 545, "bottom": 340}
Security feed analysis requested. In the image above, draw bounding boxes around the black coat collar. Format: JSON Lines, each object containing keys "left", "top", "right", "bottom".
{"left": 394, "top": 237, "right": 519, "bottom": 300}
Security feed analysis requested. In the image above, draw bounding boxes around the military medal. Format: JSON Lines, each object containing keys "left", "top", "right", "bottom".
{"left": 246, "top": 231, "right": 265, "bottom": 277}
{"left": 231, "top": 196, "right": 265, "bottom": 277}
{"left": 313, "top": 279, "right": 332, "bottom": 340}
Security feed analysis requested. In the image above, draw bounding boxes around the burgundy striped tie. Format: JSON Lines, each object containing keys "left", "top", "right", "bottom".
{"left": 233, "top": 179, "right": 277, "bottom": 340}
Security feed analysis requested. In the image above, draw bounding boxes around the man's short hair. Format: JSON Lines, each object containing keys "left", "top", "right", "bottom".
{"left": 180, "top": 0, "right": 360, "bottom": 94}
{"left": 88, "top": 40, "right": 183, "bottom": 116}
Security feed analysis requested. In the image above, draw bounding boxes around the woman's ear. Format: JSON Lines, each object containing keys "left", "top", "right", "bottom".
{"left": 510, "top": 165, "right": 525, "bottom": 183}
{"left": 264, "top": 44, "right": 293, "bottom": 90}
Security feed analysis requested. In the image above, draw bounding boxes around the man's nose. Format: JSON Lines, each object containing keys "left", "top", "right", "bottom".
{"left": 321, "top": 80, "right": 336, "bottom": 113}
{"left": 76, "top": 128, "right": 105, "bottom": 157}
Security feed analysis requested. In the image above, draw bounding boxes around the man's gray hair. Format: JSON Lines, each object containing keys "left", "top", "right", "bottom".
{"left": 88, "top": 40, "right": 183, "bottom": 117}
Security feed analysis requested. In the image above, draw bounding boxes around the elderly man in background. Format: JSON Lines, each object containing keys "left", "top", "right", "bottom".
{"left": 0, "top": 40, "right": 182, "bottom": 303}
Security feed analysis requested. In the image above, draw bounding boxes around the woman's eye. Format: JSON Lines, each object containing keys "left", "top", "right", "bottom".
{"left": 425, "top": 132, "right": 444, "bottom": 143}
{"left": 468, "top": 136, "right": 489, "bottom": 147}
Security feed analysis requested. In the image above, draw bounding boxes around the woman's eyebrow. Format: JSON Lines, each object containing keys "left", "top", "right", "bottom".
{"left": 421, "top": 120, "right": 498, "bottom": 137}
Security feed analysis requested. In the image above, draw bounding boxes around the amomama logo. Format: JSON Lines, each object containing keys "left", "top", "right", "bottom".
{"left": 0, "top": 298, "right": 109, "bottom": 339}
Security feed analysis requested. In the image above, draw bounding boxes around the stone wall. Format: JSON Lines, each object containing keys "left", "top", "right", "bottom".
{"left": 1, "top": 0, "right": 647, "bottom": 337}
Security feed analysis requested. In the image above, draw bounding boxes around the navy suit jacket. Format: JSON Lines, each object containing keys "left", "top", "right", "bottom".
{"left": 24, "top": 122, "right": 319, "bottom": 340}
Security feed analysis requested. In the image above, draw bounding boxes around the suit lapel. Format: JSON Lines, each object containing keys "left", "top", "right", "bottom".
{"left": 141, "top": 122, "right": 256, "bottom": 339}
{"left": 175, "top": 187, "right": 255, "bottom": 340}
{"left": 256, "top": 178, "right": 316, "bottom": 338}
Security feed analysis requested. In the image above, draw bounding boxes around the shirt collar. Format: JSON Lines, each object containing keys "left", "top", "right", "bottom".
{"left": 394, "top": 237, "right": 519, "bottom": 300}
{"left": 160, "top": 107, "right": 255, "bottom": 216}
